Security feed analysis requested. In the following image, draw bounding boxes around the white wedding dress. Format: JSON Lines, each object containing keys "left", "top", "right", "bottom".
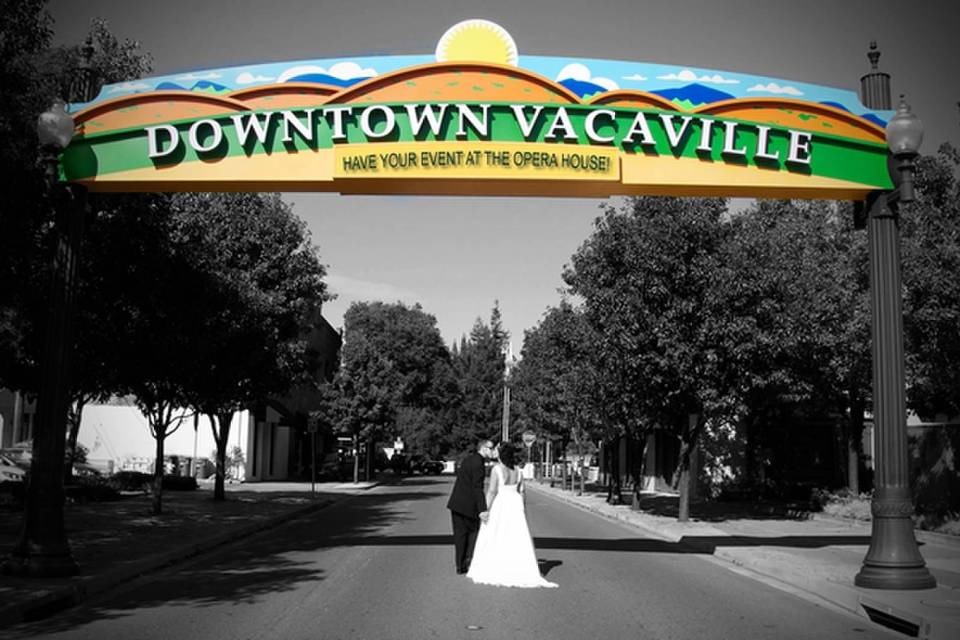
{"left": 467, "top": 464, "right": 558, "bottom": 588}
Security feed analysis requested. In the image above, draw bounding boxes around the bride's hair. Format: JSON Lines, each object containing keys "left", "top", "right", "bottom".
{"left": 498, "top": 443, "right": 518, "bottom": 469}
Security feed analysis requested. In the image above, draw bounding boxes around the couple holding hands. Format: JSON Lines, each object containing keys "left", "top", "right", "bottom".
{"left": 446, "top": 439, "right": 557, "bottom": 588}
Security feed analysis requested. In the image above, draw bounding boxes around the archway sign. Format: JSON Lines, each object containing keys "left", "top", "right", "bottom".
{"left": 63, "top": 20, "right": 893, "bottom": 200}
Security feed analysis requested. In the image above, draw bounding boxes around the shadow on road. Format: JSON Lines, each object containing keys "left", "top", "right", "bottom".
{"left": 6, "top": 477, "right": 870, "bottom": 638}
{"left": 4, "top": 488, "right": 443, "bottom": 638}
{"left": 537, "top": 559, "right": 563, "bottom": 577}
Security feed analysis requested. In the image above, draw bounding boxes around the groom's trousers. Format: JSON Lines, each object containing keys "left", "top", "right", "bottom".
{"left": 451, "top": 511, "right": 481, "bottom": 573}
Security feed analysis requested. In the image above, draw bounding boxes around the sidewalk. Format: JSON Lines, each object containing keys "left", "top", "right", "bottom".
{"left": 527, "top": 480, "right": 960, "bottom": 640}
{"left": 0, "top": 479, "right": 379, "bottom": 628}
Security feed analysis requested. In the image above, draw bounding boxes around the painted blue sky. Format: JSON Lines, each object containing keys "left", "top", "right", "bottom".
{"left": 89, "top": 49, "right": 892, "bottom": 121}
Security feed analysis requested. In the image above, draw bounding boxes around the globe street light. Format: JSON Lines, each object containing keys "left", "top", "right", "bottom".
{"left": 37, "top": 99, "right": 75, "bottom": 154}
{"left": 853, "top": 90, "right": 936, "bottom": 590}
{"left": 886, "top": 95, "right": 924, "bottom": 203}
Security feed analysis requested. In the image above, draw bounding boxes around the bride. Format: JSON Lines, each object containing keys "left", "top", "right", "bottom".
{"left": 466, "top": 442, "right": 558, "bottom": 588}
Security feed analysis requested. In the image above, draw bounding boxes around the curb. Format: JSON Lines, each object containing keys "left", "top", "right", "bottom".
{"left": 0, "top": 492, "right": 350, "bottom": 628}
{"left": 916, "top": 529, "right": 960, "bottom": 550}
{"left": 526, "top": 482, "right": 727, "bottom": 545}
{"left": 810, "top": 513, "right": 960, "bottom": 550}
{"left": 530, "top": 484, "right": 960, "bottom": 639}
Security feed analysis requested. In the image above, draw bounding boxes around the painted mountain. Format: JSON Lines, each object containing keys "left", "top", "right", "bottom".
{"left": 822, "top": 100, "right": 887, "bottom": 127}
{"left": 558, "top": 78, "right": 609, "bottom": 98}
{"left": 192, "top": 80, "right": 230, "bottom": 93}
{"left": 651, "top": 83, "right": 735, "bottom": 108}
{"left": 154, "top": 80, "right": 230, "bottom": 93}
{"left": 283, "top": 73, "right": 367, "bottom": 87}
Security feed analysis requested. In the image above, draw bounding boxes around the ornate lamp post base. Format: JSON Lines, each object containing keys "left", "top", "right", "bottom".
{"left": 856, "top": 566, "right": 938, "bottom": 590}
{"left": 855, "top": 494, "right": 936, "bottom": 589}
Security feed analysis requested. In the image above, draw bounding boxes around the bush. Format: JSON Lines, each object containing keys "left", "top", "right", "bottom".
{"left": 915, "top": 511, "right": 960, "bottom": 535}
{"left": 162, "top": 475, "right": 197, "bottom": 491}
{"left": 811, "top": 487, "right": 872, "bottom": 521}
{"left": 107, "top": 471, "right": 198, "bottom": 492}
{"left": 107, "top": 471, "right": 153, "bottom": 492}
{"left": 66, "top": 476, "right": 121, "bottom": 503}
{"left": 933, "top": 517, "right": 960, "bottom": 536}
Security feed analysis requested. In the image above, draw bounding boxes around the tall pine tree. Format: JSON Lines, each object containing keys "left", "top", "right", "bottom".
{"left": 450, "top": 302, "right": 509, "bottom": 454}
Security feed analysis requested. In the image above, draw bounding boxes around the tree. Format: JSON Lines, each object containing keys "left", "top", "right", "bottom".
{"left": 323, "top": 301, "right": 456, "bottom": 480}
{"left": 0, "top": 10, "right": 156, "bottom": 480}
{"left": 902, "top": 144, "right": 960, "bottom": 420}
{"left": 62, "top": 20, "right": 154, "bottom": 476}
{"left": 565, "top": 197, "right": 730, "bottom": 520}
{"left": 512, "top": 301, "right": 603, "bottom": 495}
{"left": 0, "top": 5, "right": 160, "bottom": 572}
{"left": 170, "top": 192, "right": 329, "bottom": 500}
{"left": 333, "top": 331, "right": 398, "bottom": 483}
{"left": 0, "top": 0, "right": 61, "bottom": 393}
{"left": 450, "top": 303, "right": 509, "bottom": 454}
{"left": 717, "top": 199, "right": 871, "bottom": 493}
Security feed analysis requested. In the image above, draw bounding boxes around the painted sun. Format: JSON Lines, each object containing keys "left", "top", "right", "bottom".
{"left": 435, "top": 19, "right": 519, "bottom": 66}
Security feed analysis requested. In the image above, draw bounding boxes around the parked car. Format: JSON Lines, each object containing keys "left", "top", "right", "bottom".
{"left": 408, "top": 455, "right": 444, "bottom": 475}
{"left": 0, "top": 461, "right": 25, "bottom": 482}
{"left": 421, "top": 459, "right": 445, "bottom": 475}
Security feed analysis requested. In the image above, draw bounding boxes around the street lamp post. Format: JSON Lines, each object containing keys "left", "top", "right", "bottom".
{"left": 3, "top": 38, "right": 99, "bottom": 577}
{"left": 4, "top": 100, "right": 82, "bottom": 576}
{"left": 854, "top": 94, "right": 936, "bottom": 590}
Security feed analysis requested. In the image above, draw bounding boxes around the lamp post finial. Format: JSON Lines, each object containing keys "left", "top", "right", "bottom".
{"left": 867, "top": 40, "right": 881, "bottom": 71}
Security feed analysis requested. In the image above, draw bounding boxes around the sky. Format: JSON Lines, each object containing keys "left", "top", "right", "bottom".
{"left": 49, "top": 0, "right": 960, "bottom": 352}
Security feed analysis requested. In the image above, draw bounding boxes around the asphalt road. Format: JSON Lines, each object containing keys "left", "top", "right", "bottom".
{"left": 6, "top": 477, "right": 895, "bottom": 640}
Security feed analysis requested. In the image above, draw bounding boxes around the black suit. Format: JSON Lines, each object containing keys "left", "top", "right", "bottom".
{"left": 446, "top": 452, "right": 487, "bottom": 573}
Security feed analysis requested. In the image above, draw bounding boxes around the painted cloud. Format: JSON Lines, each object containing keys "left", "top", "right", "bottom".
{"left": 621, "top": 73, "right": 648, "bottom": 81}
{"left": 277, "top": 61, "right": 378, "bottom": 83}
{"left": 235, "top": 72, "right": 275, "bottom": 85}
{"left": 107, "top": 81, "right": 152, "bottom": 94}
{"left": 175, "top": 71, "right": 222, "bottom": 81}
{"left": 556, "top": 63, "right": 619, "bottom": 91}
{"left": 657, "top": 69, "right": 739, "bottom": 85}
{"left": 747, "top": 82, "right": 804, "bottom": 96}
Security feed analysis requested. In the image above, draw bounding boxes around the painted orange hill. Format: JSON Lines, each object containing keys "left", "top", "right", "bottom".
{"left": 74, "top": 91, "right": 251, "bottom": 136}
{"left": 72, "top": 62, "right": 884, "bottom": 145}
{"left": 589, "top": 90, "right": 679, "bottom": 111}
{"left": 325, "top": 61, "right": 581, "bottom": 105}
{"left": 696, "top": 98, "right": 885, "bottom": 144}
{"left": 229, "top": 82, "right": 341, "bottom": 110}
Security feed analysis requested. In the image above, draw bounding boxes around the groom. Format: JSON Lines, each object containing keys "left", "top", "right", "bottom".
{"left": 447, "top": 438, "right": 494, "bottom": 574}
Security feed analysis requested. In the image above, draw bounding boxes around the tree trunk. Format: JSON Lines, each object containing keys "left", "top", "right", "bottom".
{"left": 847, "top": 394, "right": 865, "bottom": 494}
{"left": 366, "top": 438, "right": 374, "bottom": 480}
{"left": 678, "top": 466, "right": 691, "bottom": 522}
{"left": 210, "top": 411, "right": 232, "bottom": 501}
{"left": 352, "top": 433, "right": 360, "bottom": 484}
{"left": 577, "top": 437, "right": 585, "bottom": 496}
{"left": 64, "top": 396, "right": 87, "bottom": 484}
{"left": 561, "top": 446, "right": 567, "bottom": 491}
{"left": 672, "top": 414, "right": 702, "bottom": 523}
{"left": 607, "top": 434, "right": 623, "bottom": 504}
{"left": 631, "top": 433, "right": 647, "bottom": 511}
{"left": 152, "top": 423, "right": 165, "bottom": 515}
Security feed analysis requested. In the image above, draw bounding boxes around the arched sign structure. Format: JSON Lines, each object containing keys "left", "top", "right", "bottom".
{"left": 63, "top": 20, "right": 893, "bottom": 200}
